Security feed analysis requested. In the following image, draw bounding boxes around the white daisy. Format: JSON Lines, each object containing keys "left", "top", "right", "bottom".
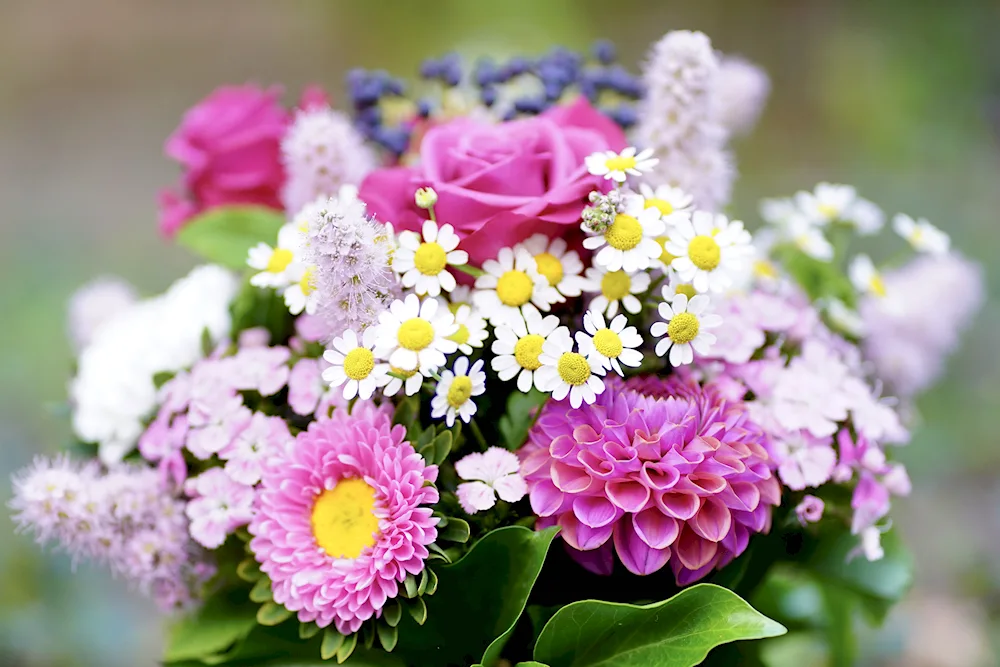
{"left": 445, "top": 284, "right": 473, "bottom": 311}
{"left": 516, "top": 234, "right": 587, "bottom": 299}
{"left": 392, "top": 220, "right": 469, "bottom": 296}
{"left": 638, "top": 183, "right": 693, "bottom": 221}
{"left": 759, "top": 197, "right": 797, "bottom": 226}
{"left": 321, "top": 327, "right": 389, "bottom": 400}
{"left": 446, "top": 304, "right": 488, "bottom": 355}
{"left": 473, "top": 247, "right": 560, "bottom": 328}
{"left": 795, "top": 183, "right": 857, "bottom": 226}
{"left": 373, "top": 294, "right": 458, "bottom": 373}
{"left": 283, "top": 265, "right": 319, "bottom": 315}
{"left": 382, "top": 366, "right": 427, "bottom": 398}
{"left": 247, "top": 224, "right": 304, "bottom": 288}
{"left": 786, "top": 216, "right": 834, "bottom": 261}
{"left": 582, "top": 265, "right": 651, "bottom": 318}
{"left": 491, "top": 303, "right": 561, "bottom": 393}
{"left": 431, "top": 357, "right": 486, "bottom": 426}
{"left": 583, "top": 192, "right": 665, "bottom": 272}
{"left": 650, "top": 292, "right": 722, "bottom": 367}
{"left": 535, "top": 327, "right": 606, "bottom": 408}
{"left": 575, "top": 309, "right": 643, "bottom": 376}
{"left": 585, "top": 147, "right": 659, "bottom": 183}
{"left": 848, "top": 254, "right": 886, "bottom": 298}
{"left": 822, "top": 298, "right": 867, "bottom": 337}
{"left": 666, "top": 211, "right": 752, "bottom": 293}
{"left": 892, "top": 214, "right": 950, "bottom": 255}
{"left": 844, "top": 198, "right": 884, "bottom": 235}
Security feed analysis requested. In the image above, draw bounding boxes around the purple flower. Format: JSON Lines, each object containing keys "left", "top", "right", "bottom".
{"left": 184, "top": 468, "right": 255, "bottom": 549}
{"left": 795, "top": 495, "right": 825, "bottom": 525}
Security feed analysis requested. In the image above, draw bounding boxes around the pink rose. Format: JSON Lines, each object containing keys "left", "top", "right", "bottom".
{"left": 158, "top": 85, "right": 290, "bottom": 236}
{"left": 359, "top": 98, "right": 626, "bottom": 267}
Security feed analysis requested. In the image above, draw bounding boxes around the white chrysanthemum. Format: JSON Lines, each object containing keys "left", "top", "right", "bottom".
{"left": 638, "top": 183, "right": 693, "bottom": 220}
{"left": 321, "top": 327, "right": 390, "bottom": 400}
{"left": 516, "top": 234, "right": 587, "bottom": 299}
{"left": 666, "top": 211, "right": 752, "bottom": 293}
{"left": 393, "top": 220, "right": 469, "bottom": 296}
{"left": 849, "top": 255, "right": 886, "bottom": 298}
{"left": 382, "top": 367, "right": 427, "bottom": 398}
{"left": 575, "top": 310, "right": 643, "bottom": 376}
{"left": 650, "top": 292, "right": 722, "bottom": 366}
{"left": 491, "top": 304, "right": 561, "bottom": 393}
{"left": 535, "top": 327, "right": 606, "bottom": 408}
{"left": 71, "top": 265, "right": 238, "bottom": 464}
{"left": 248, "top": 224, "right": 305, "bottom": 288}
{"left": 582, "top": 266, "right": 651, "bottom": 318}
{"left": 759, "top": 197, "right": 797, "bottom": 226}
{"left": 786, "top": 216, "right": 834, "bottom": 261}
{"left": 281, "top": 106, "right": 377, "bottom": 215}
{"left": 67, "top": 276, "right": 137, "bottom": 353}
{"left": 473, "top": 247, "right": 560, "bottom": 328}
{"left": 446, "top": 284, "right": 473, "bottom": 310}
{"left": 282, "top": 265, "right": 319, "bottom": 315}
{"left": 892, "top": 214, "right": 950, "bottom": 255}
{"left": 844, "top": 198, "right": 884, "bottom": 236}
{"left": 445, "top": 304, "right": 488, "bottom": 355}
{"left": 716, "top": 56, "right": 771, "bottom": 137}
{"left": 585, "top": 147, "right": 659, "bottom": 183}
{"left": 373, "top": 294, "right": 458, "bottom": 373}
{"left": 795, "top": 183, "right": 857, "bottom": 226}
{"left": 431, "top": 357, "right": 486, "bottom": 427}
{"left": 583, "top": 192, "right": 666, "bottom": 272}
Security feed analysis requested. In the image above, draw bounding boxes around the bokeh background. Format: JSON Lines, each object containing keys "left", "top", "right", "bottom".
{"left": 1, "top": 1, "right": 997, "bottom": 665}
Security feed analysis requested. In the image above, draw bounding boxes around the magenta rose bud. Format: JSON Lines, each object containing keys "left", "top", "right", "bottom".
{"left": 358, "top": 98, "right": 627, "bottom": 268}
{"left": 158, "top": 85, "right": 290, "bottom": 236}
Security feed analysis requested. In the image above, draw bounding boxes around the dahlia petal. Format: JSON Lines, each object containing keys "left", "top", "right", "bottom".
{"left": 558, "top": 512, "right": 614, "bottom": 551}
{"left": 551, "top": 461, "right": 595, "bottom": 494}
{"left": 529, "top": 479, "right": 564, "bottom": 517}
{"left": 613, "top": 519, "right": 672, "bottom": 575}
{"left": 655, "top": 490, "right": 701, "bottom": 520}
{"left": 564, "top": 540, "right": 615, "bottom": 576}
{"left": 689, "top": 497, "right": 732, "bottom": 542}
{"left": 632, "top": 508, "right": 680, "bottom": 550}
{"left": 605, "top": 479, "right": 651, "bottom": 513}
{"left": 675, "top": 525, "right": 719, "bottom": 571}
{"left": 572, "top": 495, "right": 619, "bottom": 529}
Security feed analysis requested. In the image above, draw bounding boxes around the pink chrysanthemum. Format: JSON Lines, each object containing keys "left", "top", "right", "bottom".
{"left": 249, "top": 402, "right": 439, "bottom": 634}
{"left": 520, "top": 375, "right": 780, "bottom": 585}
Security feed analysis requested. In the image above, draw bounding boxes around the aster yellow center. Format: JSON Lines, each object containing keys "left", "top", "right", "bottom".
{"left": 343, "top": 348, "right": 375, "bottom": 380}
{"left": 496, "top": 270, "right": 534, "bottom": 307}
{"left": 605, "top": 155, "right": 637, "bottom": 173}
{"left": 299, "top": 266, "right": 316, "bottom": 295}
{"left": 674, "top": 284, "right": 697, "bottom": 299}
{"left": 600, "top": 270, "right": 631, "bottom": 301}
{"left": 645, "top": 198, "right": 674, "bottom": 216}
{"left": 414, "top": 241, "right": 448, "bottom": 276}
{"left": 656, "top": 237, "right": 676, "bottom": 266}
{"left": 513, "top": 334, "right": 545, "bottom": 370}
{"left": 448, "top": 324, "right": 470, "bottom": 346}
{"left": 398, "top": 317, "right": 434, "bottom": 351}
{"left": 447, "top": 376, "right": 473, "bottom": 408}
{"left": 557, "top": 352, "right": 591, "bottom": 386}
{"left": 266, "top": 248, "right": 294, "bottom": 273}
{"left": 593, "top": 329, "right": 623, "bottom": 358}
{"left": 688, "top": 236, "right": 721, "bottom": 271}
{"left": 667, "top": 312, "right": 700, "bottom": 344}
{"left": 604, "top": 214, "right": 644, "bottom": 251}
{"left": 869, "top": 275, "right": 887, "bottom": 298}
{"left": 310, "top": 478, "right": 380, "bottom": 560}
{"left": 534, "top": 252, "right": 564, "bottom": 286}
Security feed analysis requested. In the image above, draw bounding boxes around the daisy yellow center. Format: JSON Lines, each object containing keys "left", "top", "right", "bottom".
{"left": 299, "top": 266, "right": 316, "bottom": 295}
{"left": 398, "top": 317, "right": 434, "bottom": 351}
{"left": 753, "top": 260, "right": 779, "bottom": 279}
{"left": 656, "top": 237, "right": 676, "bottom": 266}
{"left": 514, "top": 334, "right": 545, "bottom": 370}
{"left": 414, "top": 241, "right": 448, "bottom": 276}
{"left": 557, "top": 352, "right": 591, "bottom": 386}
{"left": 310, "top": 478, "right": 380, "bottom": 560}
{"left": 667, "top": 312, "right": 700, "bottom": 344}
{"left": 534, "top": 252, "right": 564, "bottom": 286}
{"left": 390, "top": 365, "right": 418, "bottom": 379}
{"left": 266, "top": 248, "right": 294, "bottom": 273}
{"left": 496, "top": 270, "right": 534, "bottom": 307}
{"left": 600, "top": 270, "right": 631, "bottom": 301}
{"left": 818, "top": 203, "right": 839, "bottom": 219}
{"left": 674, "top": 284, "right": 697, "bottom": 299}
{"left": 449, "top": 324, "right": 470, "bottom": 346}
{"left": 605, "top": 155, "right": 637, "bottom": 172}
{"left": 447, "top": 376, "right": 473, "bottom": 408}
{"left": 593, "top": 329, "right": 623, "bottom": 358}
{"left": 688, "top": 236, "right": 721, "bottom": 271}
{"left": 343, "top": 348, "right": 375, "bottom": 380}
{"left": 604, "top": 214, "right": 644, "bottom": 251}
{"left": 645, "top": 198, "right": 674, "bottom": 216}
{"left": 869, "top": 275, "right": 887, "bottom": 298}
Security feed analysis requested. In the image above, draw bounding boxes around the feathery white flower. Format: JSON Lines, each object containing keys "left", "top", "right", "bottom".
{"left": 716, "top": 56, "right": 770, "bottom": 137}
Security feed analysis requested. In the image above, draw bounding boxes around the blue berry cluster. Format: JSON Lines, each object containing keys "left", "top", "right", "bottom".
{"left": 345, "top": 40, "right": 644, "bottom": 157}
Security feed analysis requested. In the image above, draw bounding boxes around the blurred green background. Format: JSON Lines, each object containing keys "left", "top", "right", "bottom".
{"left": 1, "top": 1, "right": 997, "bottom": 665}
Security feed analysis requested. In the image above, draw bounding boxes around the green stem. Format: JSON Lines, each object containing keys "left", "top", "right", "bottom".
{"left": 454, "top": 264, "right": 485, "bottom": 279}
{"left": 468, "top": 418, "right": 489, "bottom": 450}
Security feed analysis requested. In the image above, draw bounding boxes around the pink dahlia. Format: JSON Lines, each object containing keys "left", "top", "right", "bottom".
{"left": 249, "top": 402, "right": 439, "bottom": 634}
{"left": 520, "top": 375, "right": 780, "bottom": 585}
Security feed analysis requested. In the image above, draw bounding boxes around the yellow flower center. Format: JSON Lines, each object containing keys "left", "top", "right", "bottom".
{"left": 818, "top": 203, "right": 839, "bottom": 220}
{"left": 600, "top": 270, "right": 632, "bottom": 301}
{"left": 593, "top": 329, "right": 623, "bottom": 358}
{"left": 413, "top": 241, "right": 448, "bottom": 276}
{"left": 310, "top": 478, "right": 380, "bottom": 560}
{"left": 266, "top": 248, "right": 294, "bottom": 273}
{"left": 645, "top": 198, "right": 674, "bottom": 216}
{"left": 513, "top": 334, "right": 545, "bottom": 370}
{"left": 299, "top": 266, "right": 316, "bottom": 295}
{"left": 397, "top": 317, "right": 434, "bottom": 351}
{"left": 390, "top": 365, "right": 418, "bottom": 379}
{"left": 667, "top": 312, "right": 700, "bottom": 344}
{"left": 655, "top": 237, "right": 676, "bottom": 266}
{"left": 869, "top": 275, "right": 887, "bottom": 298}
{"left": 688, "top": 236, "right": 721, "bottom": 271}
{"left": 343, "top": 348, "right": 375, "bottom": 380}
{"left": 557, "top": 352, "right": 591, "bottom": 386}
{"left": 534, "top": 252, "right": 564, "bottom": 286}
{"left": 449, "top": 324, "right": 470, "bottom": 346}
{"left": 605, "top": 155, "right": 637, "bottom": 173}
{"left": 753, "top": 260, "right": 779, "bottom": 279}
{"left": 604, "top": 214, "right": 644, "bottom": 251}
{"left": 674, "top": 284, "right": 697, "bottom": 300}
{"left": 496, "top": 270, "right": 534, "bottom": 307}
{"left": 447, "top": 376, "right": 473, "bottom": 408}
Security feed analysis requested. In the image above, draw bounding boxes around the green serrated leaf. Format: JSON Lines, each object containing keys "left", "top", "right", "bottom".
{"left": 532, "top": 583, "right": 786, "bottom": 667}
{"left": 236, "top": 557, "right": 261, "bottom": 583}
{"left": 438, "top": 518, "right": 470, "bottom": 543}
{"left": 383, "top": 600, "right": 403, "bottom": 628}
{"left": 498, "top": 389, "right": 548, "bottom": 450}
{"left": 321, "top": 628, "right": 345, "bottom": 660}
{"left": 176, "top": 205, "right": 285, "bottom": 268}
{"left": 248, "top": 576, "right": 272, "bottom": 603}
{"left": 255, "top": 601, "right": 292, "bottom": 626}
{"left": 423, "top": 568, "right": 438, "bottom": 596}
{"left": 298, "top": 621, "right": 321, "bottom": 640}
{"left": 377, "top": 622, "right": 399, "bottom": 652}
{"left": 336, "top": 632, "right": 358, "bottom": 663}
{"left": 432, "top": 431, "right": 453, "bottom": 465}
{"left": 407, "top": 597, "right": 428, "bottom": 625}
{"left": 162, "top": 587, "right": 259, "bottom": 663}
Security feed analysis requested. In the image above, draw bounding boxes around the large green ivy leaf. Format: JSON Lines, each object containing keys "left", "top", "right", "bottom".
{"left": 163, "top": 586, "right": 260, "bottom": 663}
{"left": 176, "top": 205, "right": 285, "bottom": 269}
{"left": 532, "top": 583, "right": 786, "bottom": 667}
{"left": 394, "top": 526, "right": 559, "bottom": 667}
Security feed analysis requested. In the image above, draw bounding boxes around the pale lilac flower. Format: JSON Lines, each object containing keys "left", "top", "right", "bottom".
{"left": 795, "top": 495, "right": 825, "bottom": 525}
{"left": 288, "top": 357, "right": 324, "bottom": 416}
{"left": 227, "top": 346, "right": 291, "bottom": 396}
{"left": 237, "top": 327, "right": 271, "bottom": 348}
{"left": 184, "top": 469, "right": 255, "bottom": 549}
{"left": 841, "top": 376, "right": 909, "bottom": 444}
{"left": 850, "top": 473, "right": 891, "bottom": 536}
{"left": 770, "top": 340, "right": 852, "bottom": 438}
{"left": 773, "top": 431, "right": 837, "bottom": 491}
{"left": 455, "top": 447, "right": 527, "bottom": 514}
{"left": 882, "top": 463, "right": 912, "bottom": 497}
{"left": 716, "top": 56, "right": 770, "bottom": 137}
{"left": 221, "top": 413, "right": 293, "bottom": 485}
{"left": 851, "top": 525, "right": 886, "bottom": 562}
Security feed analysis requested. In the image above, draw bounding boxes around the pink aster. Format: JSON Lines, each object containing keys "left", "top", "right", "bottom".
{"left": 455, "top": 447, "right": 528, "bottom": 514}
{"left": 248, "top": 401, "right": 439, "bottom": 634}
{"left": 520, "top": 375, "right": 780, "bottom": 586}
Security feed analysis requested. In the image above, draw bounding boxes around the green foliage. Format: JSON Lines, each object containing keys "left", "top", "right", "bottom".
{"left": 176, "top": 205, "right": 285, "bottom": 269}
{"left": 163, "top": 587, "right": 260, "bottom": 663}
{"left": 498, "top": 389, "right": 548, "bottom": 450}
{"left": 777, "top": 243, "right": 856, "bottom": 307}
{"left": 229, "top": 278, "right": 294, "bottom": 342}
{"left": 531, "top": 583, "right": 786, "bottom": 667}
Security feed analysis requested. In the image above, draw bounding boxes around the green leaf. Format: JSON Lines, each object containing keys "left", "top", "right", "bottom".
{"left": 498, "top": 389, "right": 548, "bottom": 450}
{"left": 432, "top": 431, "right": 453, "bottom": 465}
{"left": 248, "top": 576, "right": 273, "bottom": 603}
{"left": 256, "top": 601, "right": 292, "bottom": 626}
{"left": 153, "top": 371, "right": 176, "bottom": 389}
{"left": 236, "top": 557, "right": 261, "bottom": 583}
{"left": 532, "top": 583, "right": 786, "bottom": 667}
{"left": 383, "top": 600, "right": 403, "bottom": 628}
{"left": 163, "top": 587, "right": 259, "bottom": 662}
{"left": 337, "top": 632, "right": 359, "bottom": 663}
{"left": 321, "top": 628, "right": 345, "bottom": 660}
{"left": 299, "top": 621, "right": 321, "bottom": 640}
{"left": 407, "top": 596, "right": 428, "bottom": 625}
{"left": 394, "top": 526, "right": 558, "bottom": 667}
{"left": 377, "top": 622, "right": 399, "bottom": 652}
{"left": 393, "top": 395, "right": 419, "bottom": 435}
{"left": 176, "top": 205, "right": 285, "bottom": 269}
{"left": 516, "top": 663, "right": 552, "bottom": 667}
{"left": 423, "top": 568, "right": 438, "bottom": 596}
{"left": 438, "top": 517, "right": 470, "bottom": 543}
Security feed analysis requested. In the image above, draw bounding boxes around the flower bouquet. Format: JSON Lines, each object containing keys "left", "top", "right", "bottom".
{"left": 11, "top": 29, "right": 983, "bottom": 667}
